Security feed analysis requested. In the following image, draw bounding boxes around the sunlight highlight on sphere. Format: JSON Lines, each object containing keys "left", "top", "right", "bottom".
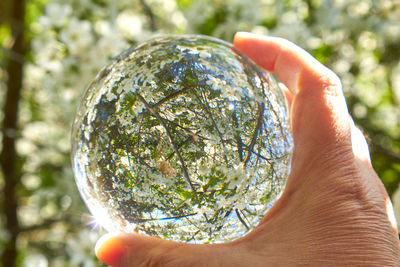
{"left": 71, "top": 35, "right": 293, "bottom": 243}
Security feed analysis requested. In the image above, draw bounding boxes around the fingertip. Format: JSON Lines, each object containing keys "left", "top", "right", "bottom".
{"left": 233, "top": 32, "right": 254, "bottom": 55}
{"left": 233, "top": 32, "right": 279, "bottom": 72}
{"left": 95, "top": 233, "right": 128, "bottom": 266}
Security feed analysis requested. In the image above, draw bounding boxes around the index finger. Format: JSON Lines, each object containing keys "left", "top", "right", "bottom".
{"left": 233, "top": 32, "right": 351, "bottom": 156}
{"left": 233, "top": 32, "right": 341, "bottom": 95}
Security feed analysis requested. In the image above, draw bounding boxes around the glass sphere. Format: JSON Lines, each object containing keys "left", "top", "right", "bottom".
{"left": 71, "top": 34, "right": 293, "bottom": 243}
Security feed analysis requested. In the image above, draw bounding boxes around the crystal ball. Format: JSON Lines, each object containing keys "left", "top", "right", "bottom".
{"left": 71, "top": 34, "right": 293, "bottom": 243}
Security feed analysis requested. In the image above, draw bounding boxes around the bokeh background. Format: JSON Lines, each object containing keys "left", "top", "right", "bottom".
{"left": 0, "top": 0, "right": 399, "bottom": 266}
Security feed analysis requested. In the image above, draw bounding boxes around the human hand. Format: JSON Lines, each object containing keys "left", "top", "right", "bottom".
{"left": 94, "top": 32, "right": 400, "bottom": 266}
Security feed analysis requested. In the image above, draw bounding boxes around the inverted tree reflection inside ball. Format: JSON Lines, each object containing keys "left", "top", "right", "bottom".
{"left": 71, "top": 35, "right": 293, "bottom": 243}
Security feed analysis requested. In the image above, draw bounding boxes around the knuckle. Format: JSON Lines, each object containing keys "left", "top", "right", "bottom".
{"left": 317, "top": 69, "right": 343, "bottom": 97}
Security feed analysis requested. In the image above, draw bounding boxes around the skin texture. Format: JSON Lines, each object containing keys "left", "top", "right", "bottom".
{"left": 95, "top": 32, "right": 400, "bottom": 267}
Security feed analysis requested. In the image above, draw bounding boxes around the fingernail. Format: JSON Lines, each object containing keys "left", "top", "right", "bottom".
{"left": 95, "top": 233, "right": 128, "bottom": 266}
{"left": 234, "top": 31, "right": 252, "bottom": 39}
{"left": 236, "top": 31, "right": 252, "bottom": 36}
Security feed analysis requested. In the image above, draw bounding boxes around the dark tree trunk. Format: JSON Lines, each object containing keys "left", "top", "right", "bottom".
{"left": 0, "top": 0, "right": 26, "bottom": 266}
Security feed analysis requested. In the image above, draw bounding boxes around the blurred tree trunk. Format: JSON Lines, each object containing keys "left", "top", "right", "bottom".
{"left": 0, "top": 0, "right": 26, "bottom": 266}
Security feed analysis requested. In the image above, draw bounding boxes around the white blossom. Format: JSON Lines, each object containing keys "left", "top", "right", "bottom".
{"left": 60, "top": 18, "right": 94, "bottom": 56}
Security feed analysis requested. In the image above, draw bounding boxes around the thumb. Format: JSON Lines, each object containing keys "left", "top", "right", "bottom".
{"left": 95, "top": 233, "right": 129, "bottom": 266}
{"left": 95, "top": 232, "right": 234, "bottom": 267}
{"left": 95, "top": 233, "right": 185, "bottom": 266}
